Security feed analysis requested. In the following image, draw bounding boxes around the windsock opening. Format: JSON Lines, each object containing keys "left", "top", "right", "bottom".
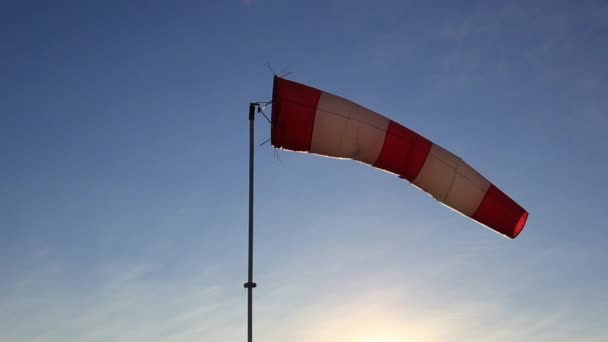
{"left": 512, "top": 211, "right": 528, "bottom": 239}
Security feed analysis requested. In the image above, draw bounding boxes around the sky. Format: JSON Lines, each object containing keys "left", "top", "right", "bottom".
{"left": 1, "top": 0, "right": 607, "bottom": 341}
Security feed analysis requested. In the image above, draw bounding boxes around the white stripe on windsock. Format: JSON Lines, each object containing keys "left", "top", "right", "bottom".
{"left": 310, "top": 92, "right": 389, "bottom": 165}
{"left": 413, "top": 144, "right": 491, "bottom": 216}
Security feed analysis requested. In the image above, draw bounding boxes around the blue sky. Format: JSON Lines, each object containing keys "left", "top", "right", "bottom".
{"left": 1, "top": 0, "right": 607, "bottom": 341}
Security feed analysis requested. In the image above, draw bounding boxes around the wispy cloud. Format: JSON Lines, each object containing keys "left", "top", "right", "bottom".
{"left": 0, "top": 256, "right": 240, "bottom": 342}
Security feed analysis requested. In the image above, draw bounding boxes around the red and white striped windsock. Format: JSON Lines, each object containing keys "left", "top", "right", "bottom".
{"left": 271, "top": 76, "right": 528, "bottom": 239}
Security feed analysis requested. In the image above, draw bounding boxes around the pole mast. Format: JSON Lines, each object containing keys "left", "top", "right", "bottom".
{"left": 244, "top": 103, "right": 258, "bottom": 342}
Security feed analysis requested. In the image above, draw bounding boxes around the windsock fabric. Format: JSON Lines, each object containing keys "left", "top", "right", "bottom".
{"left": 271, "top": 76, "right": 528, "bottom": 239}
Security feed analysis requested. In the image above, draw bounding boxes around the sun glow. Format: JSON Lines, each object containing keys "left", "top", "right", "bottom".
{"left": 318, "top": 309, "right": 426, "bottom": 342}
{"left": 304, "top": 291, "right": 440, "bottom": 342}
{"left": 361, "top": 333, "right": 401, "bottom": 342}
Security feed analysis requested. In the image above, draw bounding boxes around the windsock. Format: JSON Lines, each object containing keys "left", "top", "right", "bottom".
{"left": 271, "top": 77, "right": 528, "bottom": 238}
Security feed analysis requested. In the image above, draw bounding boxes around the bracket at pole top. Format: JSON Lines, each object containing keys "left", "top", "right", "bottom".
{"left": 244, "top": 282, "right": 257, "bottom": 288}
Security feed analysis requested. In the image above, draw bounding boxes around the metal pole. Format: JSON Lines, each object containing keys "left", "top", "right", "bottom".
{"left": 244, "top": 103, "right": 257, "bottom": 342}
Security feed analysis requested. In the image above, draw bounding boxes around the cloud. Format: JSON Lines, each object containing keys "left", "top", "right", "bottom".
{"left": 0, "top": 258, "right": 241, "bottom": 342}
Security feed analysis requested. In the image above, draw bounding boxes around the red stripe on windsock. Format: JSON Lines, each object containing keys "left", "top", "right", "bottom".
{"left": 373, "top": 121, "right": 432, "bottom": 181}
{"left": 271, "top": 77, "right": 321, "bottom": 152}
{"left": 472, "top": 185, "right": 528, "bottom": 239}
